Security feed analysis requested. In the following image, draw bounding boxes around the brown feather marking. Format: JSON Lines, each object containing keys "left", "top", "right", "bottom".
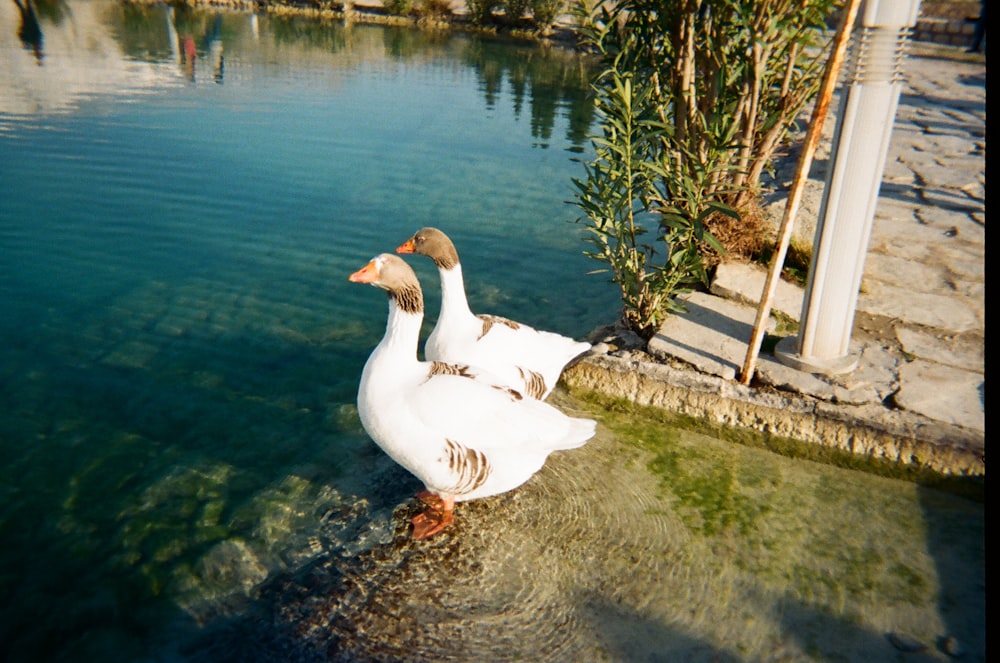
{"left": 443, "top": 439, "right": 492, "bottom": 495}
{"left": 492, "top": 385, "right": 524, "bottom": 401}
{"left": 427, "top": 361, "right": 474, "bottom": 379}
{"left": 517, "top": 368, "right": 548, "bottom": 400}
{"left": 476, "top": 314, "right": 520, "bottom": 340}
{"left": 390, "top": 283, "right": 423, "bottom": 315}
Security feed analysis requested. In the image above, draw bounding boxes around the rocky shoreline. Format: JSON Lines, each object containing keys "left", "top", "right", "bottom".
{"left": 564, "top": 343, "right": 984, "bottom": 482}
{"left": 127, "top": 0, "right": 584, "bottom": 46}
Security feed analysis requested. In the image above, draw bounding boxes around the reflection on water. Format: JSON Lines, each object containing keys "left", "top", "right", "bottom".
{"left": 0, "top": 2, "right": 984, "bottom": 662}
{"left": 170, "top": 9, "right": 224, "bottom": 83}
{"left": 2, "top": 0, "right": 595, "bottom": 147}
{"left": 12, "top": 0, "right": 44, "bottom": 63}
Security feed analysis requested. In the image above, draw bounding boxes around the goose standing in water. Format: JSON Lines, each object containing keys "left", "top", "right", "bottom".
{"left": 349, "top": 254, "right": 596, "bottom": 539}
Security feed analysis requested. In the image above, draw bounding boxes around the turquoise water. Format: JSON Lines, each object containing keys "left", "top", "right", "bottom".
{"left": 1, "top": 2, "right": 618, "bottom": 658}
{"left": 0, "top": 3, "right": 984, "bottom": 662}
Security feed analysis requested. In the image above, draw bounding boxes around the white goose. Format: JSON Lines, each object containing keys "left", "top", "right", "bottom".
{"left": 349, "top": 254, "right": 596, "bottom": 539}
{"left": 396, "top": 227, "right": 592, "bottom": 400}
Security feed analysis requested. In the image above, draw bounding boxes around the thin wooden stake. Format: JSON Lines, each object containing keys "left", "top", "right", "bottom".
{"left": 738, "top": 0, "right": 862, "bottom": 386}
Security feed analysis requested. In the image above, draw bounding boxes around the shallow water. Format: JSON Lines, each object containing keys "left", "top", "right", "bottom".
{"left": 0, "top": 2, "right": 985, "bottom": 661}
{"left": 183, "top": 393, "right": 984, "bottom": 662}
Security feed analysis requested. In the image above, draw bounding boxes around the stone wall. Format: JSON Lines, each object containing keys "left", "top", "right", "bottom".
{"left": 563, "top": 354, "right": 985, "bottom": 477}
{"left": 916, "top": 1, "right": 981, "bottom": 47}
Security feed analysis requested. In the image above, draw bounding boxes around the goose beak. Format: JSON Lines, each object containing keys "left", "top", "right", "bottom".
{"left": 349, "top": 259, "right": 379, "bottom": 283}
{"left": 396, "top": 237, "right": 416, "bottom": 254}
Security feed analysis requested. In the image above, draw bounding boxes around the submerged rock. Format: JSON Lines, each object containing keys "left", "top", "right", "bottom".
{"left": 940, "top": 635, "right": 966, "bottom": 658}
{"left": 887, "top": 631, "right": 927, "bottom": 653}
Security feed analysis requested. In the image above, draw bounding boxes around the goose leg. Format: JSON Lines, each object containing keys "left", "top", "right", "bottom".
{"left": 410, "top": 495, "right": 455, "bottom": 539}
{"left": 415, "top": 489, "right": 443, "bottom": 507}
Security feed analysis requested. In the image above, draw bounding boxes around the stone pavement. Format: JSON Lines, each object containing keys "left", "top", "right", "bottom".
{"left": 564, "top": 42, "right": 985, "bottom": 477}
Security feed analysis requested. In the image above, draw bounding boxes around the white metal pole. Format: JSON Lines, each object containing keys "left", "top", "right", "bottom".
{"left": 775, "top": 0, "right": 922, "bottom": 376}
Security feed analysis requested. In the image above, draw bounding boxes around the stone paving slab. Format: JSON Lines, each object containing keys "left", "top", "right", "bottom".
{"left": 895, "top": 325, "right": 984, "bottom": 373}
{"left": 646, "top": 291, "right": 775, "bottom": 382}
{"left": 760, "top": 337, "right": 900, "bottom": 407}
{"left": 710, "top": 262, "right": 804, "bottom": 322}
{"left": 858, "top": 282, "right": 981, "bottom": 332}
{"left": 895, "top": 360, "right": 985, "bottom": 431}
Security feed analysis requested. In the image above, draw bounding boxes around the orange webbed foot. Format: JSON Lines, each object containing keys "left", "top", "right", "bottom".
{"left": 410, "top": 493, "right": 455, "bottom": 539}
{"left": 410, "top": 509, "right": 454, "bottom": 539}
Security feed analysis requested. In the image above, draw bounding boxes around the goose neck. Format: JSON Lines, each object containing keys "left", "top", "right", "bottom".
{"left": 438, "top": 263, "right": 473, "bottom": 319}
{"left": 379, "top": 298, "right": 423, "bottom": 359}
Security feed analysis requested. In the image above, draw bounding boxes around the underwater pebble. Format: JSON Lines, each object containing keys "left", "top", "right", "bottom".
{"left": 887, "top": 631, "right": 927, "bottom": 653}
{"left": 941, "top": 635, "right": 966, "bottom": 658}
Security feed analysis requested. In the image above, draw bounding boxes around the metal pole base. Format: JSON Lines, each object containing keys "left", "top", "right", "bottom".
{"left": 774, "top": 336, "right": 859, "bottom": 376}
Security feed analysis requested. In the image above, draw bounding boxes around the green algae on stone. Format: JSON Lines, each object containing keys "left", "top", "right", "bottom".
{"left": 646, "top": 445, "right": 773, "bottom": 537}
{"left": 573, "top": 390, "right": 984, "bottom": 502}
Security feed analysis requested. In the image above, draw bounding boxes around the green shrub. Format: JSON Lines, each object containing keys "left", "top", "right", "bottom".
{"left": 466, "top": 0, "right": 500, "bottom": 23}
{"left": 573, "top": 71, "right": 731, "bottom": 337}
{"left": 501, "top": 0, "right": 530, "bottom": 22}
{"left": 419, "top": 0, "right": 454, "bottom": 17}
{"left": 384, "top": 0, "right": 414, "bottom": 15}
{"left": 530, "top": 0, "right": 565, "bottom": 30}
{"left": 573, "top": 0, "right": 837, "bottom": 338}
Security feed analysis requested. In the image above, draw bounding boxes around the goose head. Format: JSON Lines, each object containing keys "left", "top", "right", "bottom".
{"left": 396, "top": 227, "right": 460, "bottom": 270}
{"left": 349, "top": 253, "right": 424, "bottom": 314}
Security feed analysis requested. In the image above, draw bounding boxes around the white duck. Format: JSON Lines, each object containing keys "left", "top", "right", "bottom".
{"left": 396, "top": 227, "right": 591, "bottom": 400}
{"left": 349, "top": 253, "right": 596, "bottom": 539}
